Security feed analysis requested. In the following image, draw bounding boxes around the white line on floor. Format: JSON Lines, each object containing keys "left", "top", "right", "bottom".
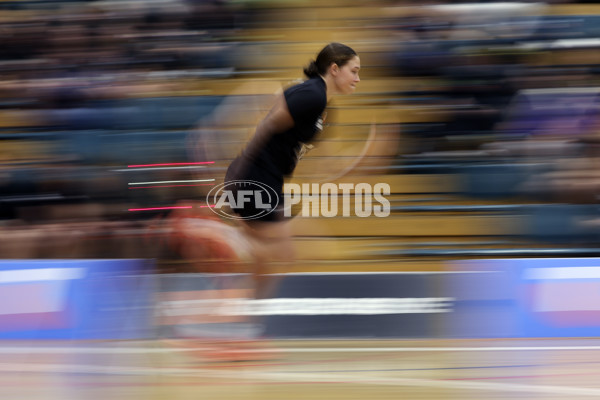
{"left": 1, "top": 362, "right": 600, "bottom": 397}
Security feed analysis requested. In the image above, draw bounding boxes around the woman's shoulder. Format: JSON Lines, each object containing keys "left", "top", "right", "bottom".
{"left": 284, "top": 78, "right": 326, "bottom": 104}
{"left": 285, "top": 77, "right": 325, "bottom": 93}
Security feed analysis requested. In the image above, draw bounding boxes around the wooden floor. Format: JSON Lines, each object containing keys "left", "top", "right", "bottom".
{"left": 3, "top": 339, "right": 600, "bottom": 399}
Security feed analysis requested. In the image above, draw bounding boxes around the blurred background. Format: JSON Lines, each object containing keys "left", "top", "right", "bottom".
{"left": 3, "top": 1, "right": 600, "bottom": 398}
{"left": 2, "top": 0, "right": 600, "bottom": 271}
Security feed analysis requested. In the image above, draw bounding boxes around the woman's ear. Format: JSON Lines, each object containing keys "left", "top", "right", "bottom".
{"left": 330, "top": 62, "right": 339, "bottom": 76}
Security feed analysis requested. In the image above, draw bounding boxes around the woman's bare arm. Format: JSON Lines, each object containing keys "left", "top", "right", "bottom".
{"left": 243, "top": 93, "right": 295, "bottom": 162}
{"left": 226, "top": 93, "right": 295, "bottom": 180}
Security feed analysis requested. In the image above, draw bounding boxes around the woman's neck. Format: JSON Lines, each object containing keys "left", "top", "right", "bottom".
{"left": 319, "top": 74, "right": 336, "bottom": 101}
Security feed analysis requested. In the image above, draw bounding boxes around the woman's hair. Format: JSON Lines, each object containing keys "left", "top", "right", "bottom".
{"left": 303, "top": 43, "right": 357, "bottom": 79}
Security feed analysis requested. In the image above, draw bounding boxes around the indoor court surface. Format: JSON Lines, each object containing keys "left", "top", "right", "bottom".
{"left": 3, "top": 339, "right": 600, "bottom": 399}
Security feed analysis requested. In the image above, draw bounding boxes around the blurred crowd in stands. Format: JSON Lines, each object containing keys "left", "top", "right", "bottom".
{"left": 2, "top": 0, "right": 600, "bottom": 262}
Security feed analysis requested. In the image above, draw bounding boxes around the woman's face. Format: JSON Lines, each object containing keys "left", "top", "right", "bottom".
{"left": 334, "top": 56, "right": 361, "bottom": 95}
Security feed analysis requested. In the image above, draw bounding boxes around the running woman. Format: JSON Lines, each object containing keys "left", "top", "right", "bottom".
{"left": 166, "top": 43, "right": 361, "bottom": 360}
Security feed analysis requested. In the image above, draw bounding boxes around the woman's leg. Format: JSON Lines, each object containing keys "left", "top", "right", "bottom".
{"left": 240, "top": 218, "right": 294, "bottom": 299}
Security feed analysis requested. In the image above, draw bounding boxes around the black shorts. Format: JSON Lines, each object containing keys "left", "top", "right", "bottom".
{"left": 225, "top": 158, "right": 284, "bottom": 222}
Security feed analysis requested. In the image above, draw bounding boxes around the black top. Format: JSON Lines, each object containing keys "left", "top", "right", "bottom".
{"left": 224, "top": 77, "right": 327, "bottom": 220}
{"left": 246, "top": 76, "right": 327, "bottom": 177}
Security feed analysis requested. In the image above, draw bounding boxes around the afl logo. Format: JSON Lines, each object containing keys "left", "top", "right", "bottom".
{"left": 206, "top": 180, "right": 279, "bottom": 220}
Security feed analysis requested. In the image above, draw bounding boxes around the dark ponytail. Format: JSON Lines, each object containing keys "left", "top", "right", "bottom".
{"left": 303, "top": 42, "right": 357, "bottom": 79}
{"left": 303, "top": 60, "right": 320, "bottom": 79}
